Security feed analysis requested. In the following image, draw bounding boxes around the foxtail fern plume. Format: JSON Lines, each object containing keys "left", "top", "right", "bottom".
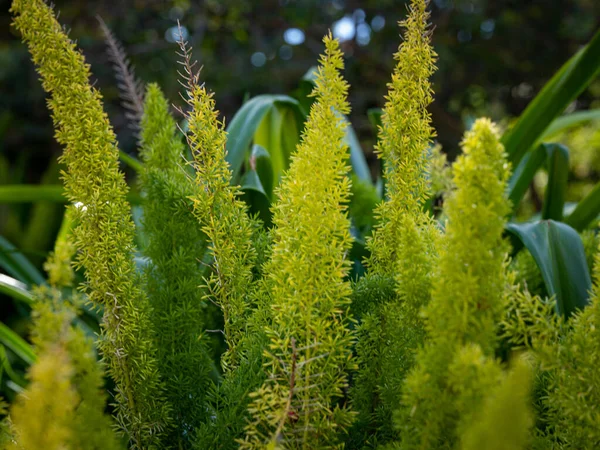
{"left": 43, "top": 209, "right": 76, "bottom": 288}
{"left": 8, "top": 345, "right": 76, "bottom": 450}
{"left": 97, "top": 15, "right": 145, "bottom": 132}
{"left": 10, "top": 283, "right": 121, "bottom": 449}
{"left": 350, "top": 1, "right": 439, "bottom": 443}
{"left": 398, "top": 118, "right": 515, "bottom": 448}
{"left": 11, "top": 0, "right": 172, "bottom": 446}
{"left": 240, "top": 34, "right": 355, "bottom": 449}
{"left": 367, "top": 0, "right": 437, "bottom": 274}
{"left": 177, "top": 35, "right": 258, "bottom": 370}
{"left": 139, "top": 83, "right": 214, "bottom": 446}
{"left": 460, "top": 356, "right": 533, "bottom": 450}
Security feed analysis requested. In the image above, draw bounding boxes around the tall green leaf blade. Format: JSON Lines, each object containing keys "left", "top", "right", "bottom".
{"left": 502, "top": 29, "right": 600, "bottom": 166}
{"left": 344, "top": 117, "right": 372, "bottom": 183}
{"left": 541, "top": 143, "right": 569, "bottom": 221}
{"left": 564, "top": 181, "right": 600, "bottom": 231}
{"left": 541, "top": 108, "right": 600, "bottom": 140}
{"left": 0, "top": 185, "right": 65, "bottom": 203}
{"left": 0, "top": 274, "right": 34, "bottom": 305}
{"left": 507, "top": 144, "right": 546, "bottom": 212}
{"left": 240, "top": 169, "right": 272, "bottom": 226}
{"left": 0, "top": 322, "right": 36, "bottom": 366}
{"left": 225, "top": 94, "right": 305, "bottom": 182}
{"left": 507, "top": 143, "right": 569, "bottom": 218}
{"left": 0, "top": 236, "right": 45, "bottom": 286}
{"left": 253, "top": 102, "right": 301, "bottom": 185}
{"left": 249, "top": 144, "right": 274, "bottom": 200}
{"left": 506, "top": 220, "right": 591, "bottom": 318}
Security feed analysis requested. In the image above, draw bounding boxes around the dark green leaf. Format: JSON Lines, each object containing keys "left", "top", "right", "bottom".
{"left": 541, "top": 144, "right": 569, "bottom": 221}
{"left": 225, "top": 94, "right": 305, "bottom": 182}
{"left": 502, "top": 29, "right": 600, "bottom": 166}
{"left": 565, "top": 182, "right": 600, "bottom": 232}
{"left": 507, "top": 143, "right": 569, "bottom": 219}
{"left": 0, "top": 236, "right": 45, "bottom": 286}
{"left": 506, "top": 220, "right": 591, "bottom": 318}
{"left": 0, "top": 322, "right": 36, "bottom": 366}
{"left": 0, "top": 274, "right": 34, "bottom": 305}
{"left": 541, "top": 108, "right": 600, "bottom": 140}
{"left": 249, "top": 145, "right": 274, "bottom": 200}
{"left": 241, "top": 170, "right": 272, "bottom": 227}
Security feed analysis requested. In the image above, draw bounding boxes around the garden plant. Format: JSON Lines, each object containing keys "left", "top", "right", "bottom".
{"left": 1, "top": 0, "right": 600, "bottom": 448}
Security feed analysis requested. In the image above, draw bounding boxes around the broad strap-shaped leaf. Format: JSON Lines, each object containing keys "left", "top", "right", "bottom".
{"left": 506, "top": 220, "right": 591, "bottom": 317}
{"left": 502, "top": 28, "right": 600, "bottom": 166}
{"left": 0, "top": 236, "right": 45, "bottom": 286}
{"left": 508, "top": 143, "right": 569, "bottom": 220}
{"left": 565, "top": 181, "right": 600, "bottom": 232}
{"left": 541, "top": 144, "right": 569, "bottom": 221}
{"left": 225, "top": 94, "right": 304, "bottom": 181}
{"left": 0, "top": 322, "right": 36, "bottom": 365}
{"left": 0, "top": 273, "right": 34, "bottom": 305}
{"left": 541, "top": 108, "right": 600, "bottom": 140}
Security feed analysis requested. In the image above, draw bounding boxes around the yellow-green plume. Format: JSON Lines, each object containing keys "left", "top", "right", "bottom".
{"left": 8, "top": 347, "right": 76, "bottom": 450}
{"left": 178, "top": 39, "right": 258, "bottom": 370}
{"left": 11, "top": 0, "right": 172, "bottom": 446}
{"left": 138, "top": 82, "right": 214, "bottom": 445}
{"left": 398, "top": 118, "right": 514, "bottom": 448}
{"left": 240, "top": 34, "right": 355, "bottom": 449}
{"left": 367, "top": 0, "right": 437, "bottom": 275}
{"left": 350, "top": 1, "right": 440, "bottom": 442}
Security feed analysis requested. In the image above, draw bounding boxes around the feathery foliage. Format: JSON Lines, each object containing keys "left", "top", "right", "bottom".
{"left": 8, "top": 345, "right": 76, "bottom": 450}
{"left": 367, "top": 0, "right": 437, "bottom": 275}
{"left": 177, "top": 37, "right": 259, "bottom": 370}
{"left": 542, "top": 236, "right": 600, "bottom": 448}
{"left": 397, "top": 118, "right": 514, "bottom": 448}
{"left": 138, "top": 83, "right": 214, "bottom": 446}
{"left": 97, "top": 15, "right": 145, "bottom": 132}
{"left": 241, "top": 34, "right": 355, "bottom": 449}
{"left": 11, "top": 0, "right": 172, "bottom": 446}
{"left": 350, "top": 1, "right": 440, "bottom": 443}
{"left": 10, "top": 0, "right": 600, "bottom": 447}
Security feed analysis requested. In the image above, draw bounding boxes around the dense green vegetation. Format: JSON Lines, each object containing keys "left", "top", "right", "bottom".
{"left": 1, "top": 0, "right": 600, "bottom": 448}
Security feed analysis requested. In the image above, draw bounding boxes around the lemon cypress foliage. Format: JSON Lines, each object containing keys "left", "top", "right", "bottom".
{"left": 240, "top": 35, "right": 355, "bottom": 449}
{"left": 11, "top": 1, "right": 172, "bottom": 447}
{"left": 350, "top": 1, "right": 439, "bottom": 443}
{"left": 398, "top": 119, "right": 515, "bottom": 448}
{"left": 138, "top": 83, "right": 215, "bottom": 446}
{"left": 178, "top": 43, "right": 258, "bottom": 371}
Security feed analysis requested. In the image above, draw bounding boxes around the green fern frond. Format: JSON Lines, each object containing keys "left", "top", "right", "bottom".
{"left": 398, "top": 118, "right": 512, "bottom": 448}
{"left": 350, "top": 2, "right": 440, "bottom": 443}
{"left": 139, "top": 83, "right": 215, "bottom": 446}
{"left": 8, "top": 346, "right": 76, "bottom": 450}
{"left": 367, "top": 0, "right": 437, "bottom": 275}
{"left": 240, "top": 34, "right": 355, "bottom": 449}
{"left": 457, "top": 353, "right": 533, "bottom": 450}
{"left": 177, "top": 39, "right": 258, "bottom": 370}
{"left": 10, "top": 0, "right": 172, "bottom": 446}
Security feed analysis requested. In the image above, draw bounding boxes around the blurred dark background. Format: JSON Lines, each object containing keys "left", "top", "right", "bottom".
{"left": 1, "top": 0, "right": 600, "bottom": 263}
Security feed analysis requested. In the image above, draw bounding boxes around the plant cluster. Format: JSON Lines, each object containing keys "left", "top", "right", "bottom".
{"left": 1, "top": 0, "right": 600, "bottom": 449}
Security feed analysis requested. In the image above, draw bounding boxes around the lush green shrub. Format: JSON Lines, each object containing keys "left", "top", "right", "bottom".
{"left": 3, "top": 0, "right": 600, "bottom": 449}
